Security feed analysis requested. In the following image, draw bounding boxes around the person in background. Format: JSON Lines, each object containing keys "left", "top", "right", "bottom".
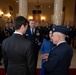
{"left": 24, "top": 20, "right": 36, "bottom": 42}
{"left": 9, "top": 22, "right": 15, "bottom": 35}
{"left": 2, "top": 16, "right": 36, "bottom": 75}
{"left": 43, "top": 26, "right": 73, "bottom": 75}
{"left": 65, "top": 22, "right": 73, "bottom": 45}
{"left": 40, "top": 30, "right": 55, "bottom": 75}
{"left": 43, "top": 22, "right": 51, "bottom": 37}
{"left": 35, "top": 22, "right": 43, "bottom": 64}
{"left": 24, "top": 20, "right": 42, "bottom": 70}
{"left": 2, "top": 22, "right": 10, "bottom": 40}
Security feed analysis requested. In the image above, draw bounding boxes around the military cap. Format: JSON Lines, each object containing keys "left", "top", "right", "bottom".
{"left": 52, "top": 25, "right": 70, "bottom": 35}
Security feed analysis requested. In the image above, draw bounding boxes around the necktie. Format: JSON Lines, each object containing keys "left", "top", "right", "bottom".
{"left": 32, "top": 28, "right": 34, "bottom": 35}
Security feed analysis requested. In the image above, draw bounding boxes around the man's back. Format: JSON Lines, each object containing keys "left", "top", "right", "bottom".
{"left": 43, "top": 42, "right": 73, "bottom": 75}
{"left": 2, "top": 34, "right": 35, "bottom": 75}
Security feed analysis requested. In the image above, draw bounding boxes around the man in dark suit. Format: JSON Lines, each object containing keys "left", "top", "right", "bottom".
{"left": 24, "top": 20, "right": 42, "bottom": 69}
{"left": 24, "top": 20, "right": 36, "bottom": 42}
{"left": 2, "top": 16, "right": 36, "bottom": 75}
{"left": 43, "top": 26, "right": 73, "bottom": 75}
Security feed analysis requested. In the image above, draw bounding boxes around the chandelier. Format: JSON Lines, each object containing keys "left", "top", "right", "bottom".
{"left": 35, "top": 0, "right": 41, "bottom": 9}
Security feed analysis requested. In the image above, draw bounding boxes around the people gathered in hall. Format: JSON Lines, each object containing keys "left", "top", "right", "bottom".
{"left": 0, "top": 17, "right": 75, "bottom": 75}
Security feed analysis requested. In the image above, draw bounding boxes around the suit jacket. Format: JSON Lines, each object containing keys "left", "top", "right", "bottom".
{"left": 24, "top": 27, "right": 36, "bottom": 42}
{"left": 2, "top": 34, "right": 35, "bottom": 75}
{"left": 24, "top": 27, "right": 42, "bottom": 67}
{"left": 43, "top": 42, "right": 73, "bottom": 75}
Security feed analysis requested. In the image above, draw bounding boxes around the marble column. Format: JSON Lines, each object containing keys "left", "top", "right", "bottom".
{"left": 18, "top": 0, "right": 28, "bottom": 18}
{"left": 53, "top": 0, "right": 63, "bottom": 25}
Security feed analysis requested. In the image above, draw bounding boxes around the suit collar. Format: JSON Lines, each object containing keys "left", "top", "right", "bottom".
{"left": 57, "top": 41, "right": 66, "bottom": 46}
{"left": 14, "top": 31, "right": 23, "bottom": 35}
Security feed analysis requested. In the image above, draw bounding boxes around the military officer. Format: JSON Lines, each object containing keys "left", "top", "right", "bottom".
{"left": 2, "top": 22, "right": 10, "bottom": 40}
{"left": 43, "top": 26, "right": 73, "bottom": 75}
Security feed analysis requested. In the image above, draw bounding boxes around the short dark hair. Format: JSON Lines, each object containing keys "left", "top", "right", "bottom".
{"left": 14, "top": 16, "right": 28, "bottom": 30}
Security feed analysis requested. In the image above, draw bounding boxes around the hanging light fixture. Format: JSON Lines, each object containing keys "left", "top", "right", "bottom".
{"left": 35, "top": 0, "right": 41, "bottom": 9}
{"left": 5, "top": 13, "right": 11, "bottom": 18}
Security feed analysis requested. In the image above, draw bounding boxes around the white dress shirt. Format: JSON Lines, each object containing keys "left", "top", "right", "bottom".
{"left": 14, "top": 31, "right": 23, "bottom": 35}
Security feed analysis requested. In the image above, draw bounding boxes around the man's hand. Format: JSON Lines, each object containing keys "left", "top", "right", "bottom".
{"left": 41, "top": 53, "right": 49, "bottom": 59}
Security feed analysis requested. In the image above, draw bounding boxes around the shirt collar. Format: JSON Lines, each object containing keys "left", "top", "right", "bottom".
{"left": 14, "top": 31, "right": 23, "bottom": 35}
{"left": 57, "top": 41, "right": 66, "bottom": 46}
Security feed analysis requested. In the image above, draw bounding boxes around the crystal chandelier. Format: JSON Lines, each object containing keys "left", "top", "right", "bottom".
{"left": 35, "top": 0, "right": 41, "bottom": 9}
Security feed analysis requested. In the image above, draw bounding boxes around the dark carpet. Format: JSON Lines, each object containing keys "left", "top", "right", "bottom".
{"left": 0, "top": 68, "right": 76, "bottom": 75}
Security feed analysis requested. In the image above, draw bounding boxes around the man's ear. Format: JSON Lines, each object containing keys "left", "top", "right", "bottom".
{"left": 21, "top": 24, "right": 28, "bottom": 29}
{"left": 25, "top": 24, "right": 28, "bottom": 28}
{"left": 58, "top": 34, "right": 61, "bottom": 40}
{"left": 21, "top": 25, "right": 24, "bottom": 29}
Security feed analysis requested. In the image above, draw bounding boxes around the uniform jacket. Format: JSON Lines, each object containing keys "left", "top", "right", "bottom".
{"left": 24, "top": 27, "right": 36, "bottom": 42}
{"left": 24, "top": 27, "right": 43, "bottom": 67}
{"left": 2, "top": 34, "right": 35, "bottom": 75}
{"left": 43, "top": 42, "right": 73, "bottom": 75}
{"left": 2, "top": 27, "right": 10, "bottom": 40}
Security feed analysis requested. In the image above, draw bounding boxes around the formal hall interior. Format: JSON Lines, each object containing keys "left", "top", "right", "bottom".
{"left": 0, "top": 0, "right": 76, "bottom": 75}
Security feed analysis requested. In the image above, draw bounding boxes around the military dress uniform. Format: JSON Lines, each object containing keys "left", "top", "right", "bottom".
{"left": 65, "top": 26, "right": 73, "bottom": 45}
{"left": 35, "top": 27, "right": 43, "bottom": 66}
{"left": 2, "top": 27, "right": 11, "bottom": 40}
{"left": 24, "top": 27, "right": 42, "bottom": 68}
{"left": 43, "top": 26, "right": 51, "bottom": 37}
{"left": 43, "top": 26, "right": 73, "bottom": 75}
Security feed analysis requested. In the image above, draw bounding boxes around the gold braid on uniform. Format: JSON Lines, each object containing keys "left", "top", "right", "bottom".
{"left": 4, "top": 30, "right": 10, "bottom": 37}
